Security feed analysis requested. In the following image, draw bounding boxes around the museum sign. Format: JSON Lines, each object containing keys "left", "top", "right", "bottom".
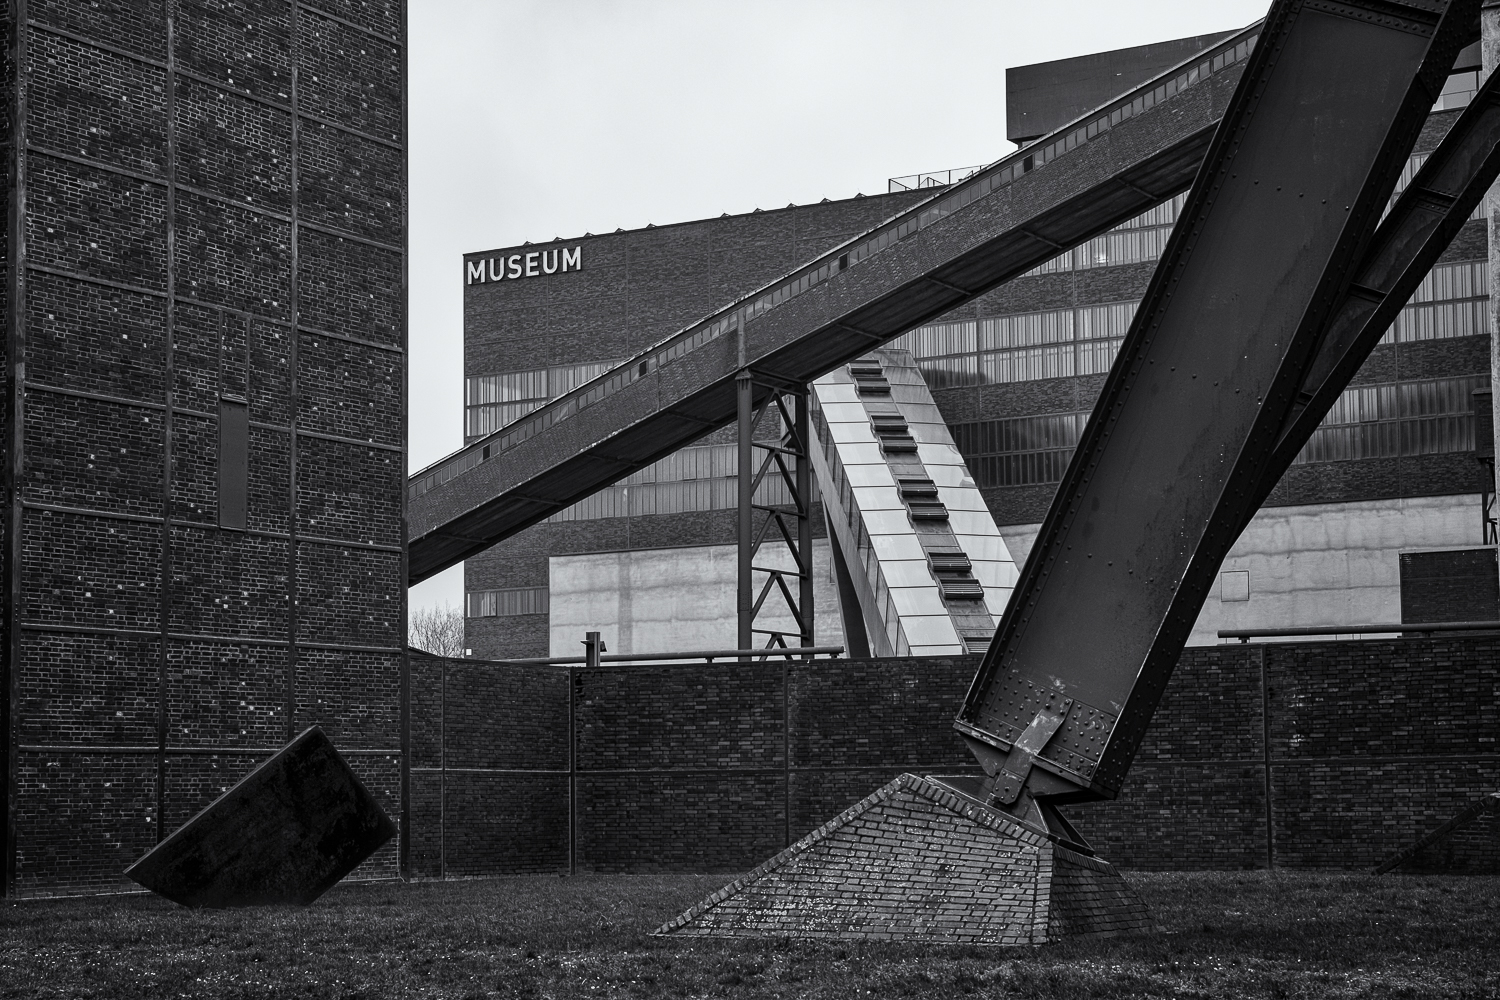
{"left": 466, "top": 246, "right": 582, "bottom": 284}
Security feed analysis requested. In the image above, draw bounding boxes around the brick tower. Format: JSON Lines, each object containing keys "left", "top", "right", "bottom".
{"left": 0, "top": 0, "right": 407, "bottom": 897}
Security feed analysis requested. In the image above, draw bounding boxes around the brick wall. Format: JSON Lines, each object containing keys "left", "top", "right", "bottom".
{"left": 3, "top": 3, "right": 407, "bottom": 897}
{"left": 1399, "top": 548, "right": 1500, "bottom": 623}
{"left": 410, "top": 636, "right": 1500, "bottom": 876}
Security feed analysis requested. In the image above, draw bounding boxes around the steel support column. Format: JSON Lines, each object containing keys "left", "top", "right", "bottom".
{"left": 795, "top": 389, "right": 814, "bottom": 652}
{"left": 736, "top": 371, "right": 815, "bottom": 661}
{"left": 1483, "top": 2, "right": 1500, "bottom": 568}
{"left": 737, "top": 373, "right": 754, "bottom": 655}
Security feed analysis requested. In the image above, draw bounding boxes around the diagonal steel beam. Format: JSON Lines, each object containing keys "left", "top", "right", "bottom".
{"left": 955, "top": 0, "right": 1478, "bottom": 818}
{"left": 1236, "top": 68, "right": 1500, "bottom": 518}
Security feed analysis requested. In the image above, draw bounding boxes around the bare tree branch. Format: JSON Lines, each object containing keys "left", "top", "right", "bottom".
{"left": 409, "top": 603, "right": 465, "bottom": 657}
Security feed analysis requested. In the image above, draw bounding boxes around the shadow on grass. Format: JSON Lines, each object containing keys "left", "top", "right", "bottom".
{"left": 2, "top": 871, "right": 1497, "bottom": 998}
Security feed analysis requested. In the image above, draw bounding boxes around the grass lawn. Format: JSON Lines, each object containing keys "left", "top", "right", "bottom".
{"left": 2, "top": 871, "right": 1496, "bottom": 998}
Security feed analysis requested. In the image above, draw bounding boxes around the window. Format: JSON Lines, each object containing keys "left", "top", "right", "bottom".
{"left": 973, "top": 302, "right": 1134, "bottom": 383}
{"left": 543, "top": 455, "right": 802, "bottom": 523}
{"left": 1023, "top": 192, "right": 1188, "bottom": 276}
{"left": 467, "top": 587, "right": 549, "bottom": 618}
{"left": 950, "top": 413, "right": 1088, "bottom": 488}
{"left": 1293, "top": 376, "right": 1488, "bottom": 464}
{"left": 885, "top": 255, "right": 1481, "bottom": 393}
{"left": 949, "top": 377, "right": 1489, "bottom": 489}
{"left": 218, "top": 395, "right": 248, "bottom": 530}
{"left": 465, "top": 361, "right": 617, "bottom": 440}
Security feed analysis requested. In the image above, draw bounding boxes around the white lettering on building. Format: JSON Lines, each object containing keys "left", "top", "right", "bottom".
{"left": 465, "top": 245, "right": 587, "bottom": 285}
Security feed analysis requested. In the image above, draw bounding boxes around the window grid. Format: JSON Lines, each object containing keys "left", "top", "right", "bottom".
{"left": 950, "top": 377, "right": 1487, "bottom": 489}
{"left": 465, "top": 361, "right": 618, "bottom": 439}
{"left": 891, "top": 255, "right": 1484, "bottom": 391}
{"left": 1293, "top": 376, "right": 1488, "bottom": 464}
{"left": 467, "top": 587, "right": 550, "bottom": 618}
{"left": 1023, "top": 193, "right": 1188, "bottom": 276}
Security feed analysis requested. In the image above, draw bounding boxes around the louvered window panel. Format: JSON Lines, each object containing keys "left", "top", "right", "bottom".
{"left": 898, "top": 477, "right": 948, "bottom": 519}
{"left": 850, "top": 364, "right": 892, "bottom": 395}
{"left": 871, "top": 412, "right": 918, "bottom": 453}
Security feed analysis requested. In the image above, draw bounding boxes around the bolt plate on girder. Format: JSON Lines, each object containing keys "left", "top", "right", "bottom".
{"left": 975, "top": 674, "right": 1117, "bottom": 780}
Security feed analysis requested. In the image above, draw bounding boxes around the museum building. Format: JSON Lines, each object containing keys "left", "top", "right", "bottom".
{"left": 461, "top": 31, "right": 1498, "bottom": 661}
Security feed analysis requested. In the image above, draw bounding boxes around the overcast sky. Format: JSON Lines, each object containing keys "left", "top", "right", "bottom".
{"left": 406, "top": 0, "right": 1270, "bottom": 615}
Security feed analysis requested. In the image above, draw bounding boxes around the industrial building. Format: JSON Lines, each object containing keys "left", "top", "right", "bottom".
{"left": 461, "top": 31, "right": 1496, "bottom": 661}
{"left": 4, "top": 7, "right": 1495, "bottom": 898}
{"left": 0, "top": 3, "right": 408, "bottom": 896}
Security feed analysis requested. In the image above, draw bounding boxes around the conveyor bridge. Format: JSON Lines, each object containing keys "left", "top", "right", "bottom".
{"left": 406, "top": 23, "right": 1264, "bottom": 585}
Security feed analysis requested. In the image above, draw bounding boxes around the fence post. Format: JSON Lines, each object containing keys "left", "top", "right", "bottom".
{"left": 440, "top": 655, "right": 447, "bottom": 880}
{"left": 1259, "top": 644, "right": 1275, "bottom": 870}
{"left": 737, "top": 372, "right": 754, "bottom": 659}
{"left": 567, "top": 660, "right": 578, "bottom": 877}
{"left": 783, "top": 658, "right": 791, "bottom": 848}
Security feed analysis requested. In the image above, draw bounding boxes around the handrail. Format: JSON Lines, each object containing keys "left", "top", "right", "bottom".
{"left": 410, "top": 20, "right": 1264, "bottom": 503}
{"left": 888, "top": 165, "right": 988, "bottom": 193}
{"left": 1219, "top": 621, "right": 1500, "bottom": 642}
{"left": 410, "top": 644, "right": 848, "bottom": 665}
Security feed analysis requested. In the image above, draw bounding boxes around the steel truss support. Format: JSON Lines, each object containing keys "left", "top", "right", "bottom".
{"left": 1479, "top": 459, "right": 1497, "bottom": 545}
{"left": 736, "top": 371, "right": 815, "bottom": 660}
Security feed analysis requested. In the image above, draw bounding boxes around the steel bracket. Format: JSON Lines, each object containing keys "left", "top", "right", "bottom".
{"left": 991, "top": 697, "right": 1073, "bottom": 805}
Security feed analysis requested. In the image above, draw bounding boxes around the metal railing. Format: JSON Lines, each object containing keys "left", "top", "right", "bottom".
{"left": 1219, "top": 621, "right": 1500, "bottom": 642}
{"left": 888, "top": 165, "right": 988, "bottom": 193}
{"left": 428, "top": 644, "right": 847, "bottom": 666}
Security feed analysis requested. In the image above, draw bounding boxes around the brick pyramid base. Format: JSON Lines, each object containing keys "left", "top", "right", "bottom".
{"left": 654, "top": 773, "right": 1152, "bottom": 945}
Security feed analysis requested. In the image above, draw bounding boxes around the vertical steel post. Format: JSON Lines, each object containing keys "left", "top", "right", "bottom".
{"left": 566, "top": 663, "right": 576, "bottom": 877}
{"left": 2, "top": 0, "right": 29, "bottom": 897}
{"left": 439, "top": 656, "right": 447, "bottom": 880}
{"left": 1485, "top": 3, "right": 1500, "bottom": 578}
{"left": 737, "top": 372, "right": 754, "bottom": 657}
{"left": 1259, "top": 644, "right": 1275, "bottom": 870}
{"left": 796, "top": 388, "right": 814, "bottom": 649}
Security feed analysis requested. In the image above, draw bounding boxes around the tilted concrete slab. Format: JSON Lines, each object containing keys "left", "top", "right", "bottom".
{"left": 125, "top": 727, "right": 395, "bottom": 907}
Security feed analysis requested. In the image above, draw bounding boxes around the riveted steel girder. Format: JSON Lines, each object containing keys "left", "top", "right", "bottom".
{"left": 955, "top": 0, "right": 1479, "bottom": 807}
{"left": 1240, "top": 63, "right": 1500, "bottom": 518}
